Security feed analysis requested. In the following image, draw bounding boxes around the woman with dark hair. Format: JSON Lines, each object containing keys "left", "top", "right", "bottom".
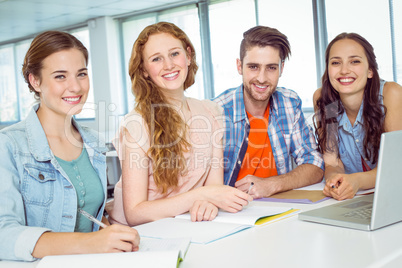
{"left": 107, "top": 22, "right": 252, "bottom": 226}
{"left": 0, "top": 31, "right": 139, "bottom": 261}
{"left": 314, "top": 32, "right": 402, "bottom": 200}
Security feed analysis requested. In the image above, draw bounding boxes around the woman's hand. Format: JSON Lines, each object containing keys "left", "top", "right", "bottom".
{"left": 323, "top": 173, "right": 359, "bottom": 200}
{"left": 198, "top": 185, "right": 253, "bottom": 213}
{"left": 190, "top": 200, "right": 219, "bottom": 222}
{"left": 32, "top": 224, "right": 141, "bottom": 258}
{"left": 86, "top": 224, "right": 140, "bottom": 253}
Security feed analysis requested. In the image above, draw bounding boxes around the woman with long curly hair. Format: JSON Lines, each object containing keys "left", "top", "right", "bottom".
{"left": 108, "top": 22, "right": 252, "bottom": 226}
{"left": 314, "top": 32, "right": 402, "bottom": 200}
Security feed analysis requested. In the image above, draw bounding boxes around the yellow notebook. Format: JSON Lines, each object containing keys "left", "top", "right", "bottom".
{"left": 255, "top": 208, "right": 300, "bottom": 225}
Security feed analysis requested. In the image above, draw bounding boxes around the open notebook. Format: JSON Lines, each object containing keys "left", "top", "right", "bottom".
{"left": 298, "top": 130, "right": 402, "bottom": 231}
{"left": 135, "top": 202, "right": 298, "bottom": 244}
{"left": 37, "top": 238, "right": 190, "bottom": 268}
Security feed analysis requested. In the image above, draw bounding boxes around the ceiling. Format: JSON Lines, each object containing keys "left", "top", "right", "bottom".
{"left": 0, "top": 0, "right": 194, "bottom": 44}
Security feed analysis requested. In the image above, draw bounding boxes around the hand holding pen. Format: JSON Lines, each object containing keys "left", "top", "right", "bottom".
{"left": 330, "top": 177, "right": 342, "bottom": 189}
{"left": 323, "top": 174, "right": 343, "bottom": 198}
{"left": 79, "top": 208, "right": 140, "bottom": 252}
{"left": 324, "top": 174, "right": 359, "bottom": 200}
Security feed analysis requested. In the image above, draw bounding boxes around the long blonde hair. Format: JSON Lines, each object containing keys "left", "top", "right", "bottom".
{"left": 128, "top": 22, "right": 198, "bottom": 194}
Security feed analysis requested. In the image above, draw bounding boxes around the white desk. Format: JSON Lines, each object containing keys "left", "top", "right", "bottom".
{"left": 182, "top": 198, "right": 402, "bottom": 268}
{"left": 1, "top": 198, "right": 402, "bottom": 268}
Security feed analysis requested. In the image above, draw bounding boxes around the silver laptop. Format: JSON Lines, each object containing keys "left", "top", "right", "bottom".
{"left": 299, "top": 130, "right": 402, "bottom": 231}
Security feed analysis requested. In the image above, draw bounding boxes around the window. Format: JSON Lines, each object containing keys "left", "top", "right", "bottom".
{"left": 15, "top": 41, "right": 34, "bottom": 120}
{"left": 159, "top": 6, "right": 204, "bottom": 100}
{"left": 120, "top": 5, "right": 203, "bottom": 113}
{"left": 3, "top": 0, "right": 399, "bottom": 125}
{"left": 0, "top": 41, "right": 33, "bottom": 123}
{"left": 70, "top": 28, "right": 95, "bottom": 119}
{"left": 258, "top": 0, "right": 317, "bottom": 108}
{"left": 393, "top": 0, "right": 402, "bottom": 83}
{"left": 325, "top": 0, "right": 394, "bottom": 82}
{"left": 209, "top": 0, "right": 318, "bottom": 107}
{"left": 209, "top": 0, "right": 256, "bottom": 97}
{"left": 0, "top": 45, "right": 18, "bottom": 123}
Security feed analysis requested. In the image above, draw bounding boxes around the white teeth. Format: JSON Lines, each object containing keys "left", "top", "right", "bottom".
{"left": 163, "top": 72, "right": 178, "bottom": 78}
{"left": 63, "top": 97, "right": 80, "bottom": 102}
{"left": 255, "top": 84, "right": 267, "bottom": 89}
{"left": 339, "top": 78, "right": 354, "bottom": 83}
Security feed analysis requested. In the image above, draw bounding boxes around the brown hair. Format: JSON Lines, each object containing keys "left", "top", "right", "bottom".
{"left": 314, "top": 32, "right": 385, "bottom": 164}
{"left": 22, "top": 31, "right": 88, "bottom": 99}
{"left": 128, "top": 22, "right": 198, "bottom": 194}
{"left": 239, "top": 25, "right": 291, "bottom": 62}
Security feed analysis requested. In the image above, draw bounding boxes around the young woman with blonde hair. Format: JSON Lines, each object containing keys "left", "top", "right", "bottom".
{"left": 108, "top": 22, "right": 252, "bottom": 226}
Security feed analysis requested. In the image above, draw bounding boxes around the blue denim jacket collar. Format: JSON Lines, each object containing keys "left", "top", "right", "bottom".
{"left": 25, "top": 105, "right": 53, "bottom": 162}
{"left": 26, "top": 104, "right": 107, "bottom": 163}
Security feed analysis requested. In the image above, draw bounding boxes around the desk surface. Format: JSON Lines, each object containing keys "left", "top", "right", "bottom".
{"left": 2, "top": 198, "right": 402, "bottom": 268}
{"left": 183, "top": 198, "right": 402, "bottom": 268}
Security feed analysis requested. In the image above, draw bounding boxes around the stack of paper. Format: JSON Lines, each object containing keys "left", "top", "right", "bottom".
{"left": 36, "top": 237, "right": 191, "bottom": 268}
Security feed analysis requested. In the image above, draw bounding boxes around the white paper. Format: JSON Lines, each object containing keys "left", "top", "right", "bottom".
{"left": 135, "top": 218, "right": 251, "bottom": 244}
{"left": 36, "top": 238, "right": 190, "bottom": 268}
{"left": 176, "top": 202, "right": 291, "bottom": 225}
{"left": 135, "top": 203, "right": 292, "bottom": 244}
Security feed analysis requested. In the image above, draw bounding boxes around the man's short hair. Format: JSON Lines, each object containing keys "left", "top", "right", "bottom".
{"left": 239, "top": 26, "right": 291, "bottom": 62}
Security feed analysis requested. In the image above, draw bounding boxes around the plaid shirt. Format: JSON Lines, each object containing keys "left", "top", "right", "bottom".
{"left": 213, "top": 85, "right": 324, "bottom": 186}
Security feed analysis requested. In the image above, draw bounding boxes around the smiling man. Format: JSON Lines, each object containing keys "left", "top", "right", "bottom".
{"left": 213, "top": 26, "right": 324, "bottom": 199}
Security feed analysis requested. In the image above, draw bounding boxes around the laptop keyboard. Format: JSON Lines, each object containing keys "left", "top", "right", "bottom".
{"left": 343, "top": 207, "right": 372, "bottom": 220}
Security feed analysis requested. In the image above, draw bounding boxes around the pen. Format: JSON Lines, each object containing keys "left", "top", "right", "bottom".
{"left": 247, "top": 182, "right": 254, "bottom": 193}
{"left": 331, "top": 179, "right": 342, "bottom": 189}
{"left": 78, "top": 208, "right": 107, "bottom": 228}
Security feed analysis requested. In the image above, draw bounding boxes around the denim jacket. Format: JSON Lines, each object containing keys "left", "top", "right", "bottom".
{"left": 0, "top": 105, "right": 107, "bottom": 261}
{"left": 337, "top": 80, "right": 385, "bottom": 173}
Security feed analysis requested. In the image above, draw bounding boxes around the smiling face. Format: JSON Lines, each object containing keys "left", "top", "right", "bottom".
{"left": 237, "top": 45, "right": 283, "bottom": 106}
{"left": 30, "top": 48, "right": 89, "bottom": 117}
{"left": 328, "top": 38, "right": 373, "bottom": 97}
{"left": 142, "top": 33, "right": 191, "bottom": 93}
